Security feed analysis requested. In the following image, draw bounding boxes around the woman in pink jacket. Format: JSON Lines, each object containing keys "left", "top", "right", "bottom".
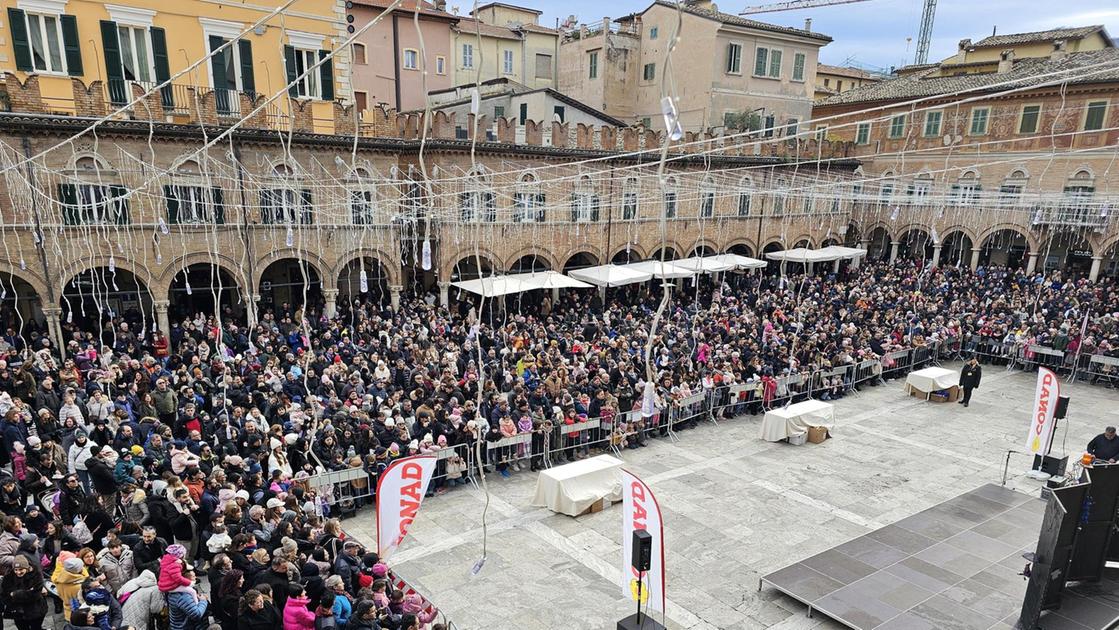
{"left": 282, "top": 584, "right": 316, "bottom": 630}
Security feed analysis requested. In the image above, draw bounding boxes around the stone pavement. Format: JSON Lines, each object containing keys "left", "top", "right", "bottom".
{"left": 343, "top": 362, "right": 1114, "bottom": 629}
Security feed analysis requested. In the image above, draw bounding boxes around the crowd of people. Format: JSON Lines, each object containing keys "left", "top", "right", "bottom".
{"left": 0, "top": 259, "right": 1114, "bottom": 630}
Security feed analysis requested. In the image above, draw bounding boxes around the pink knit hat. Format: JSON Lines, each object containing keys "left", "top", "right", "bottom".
{"left": 166, "top": 544, "right": 187, "bottom": 559}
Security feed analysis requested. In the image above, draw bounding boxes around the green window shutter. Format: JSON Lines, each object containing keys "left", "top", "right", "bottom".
{"left": 284, "top": 45, "right": 298, "bottom": 97}
{"left": 7, "top": 9, "right": 32, "bottom": 72}
{"left": 591, "top": 195, "right": 600, "bottom": 221}
{"left": 100, "top": 21, "right": 125, "bottom": 105}
{"left": 163, "top": 185, "right": 179, "bottom": 224}
{"left": 209, "top": 36, "right": 231, "bottom": 114}
{"left": 238, "top": 40, "right": 255, "bottom": 97}
{"left": 150, "top": 27, "right": 173, "bottom": 108}
{"left": 535, "top": 193, "right": 545, "bottom": 222}
{"left": 318, "top": 50, "right": 334, "bottom": 101}
{"left": 211, "top": 187, "right": 225, "bottom": 224}
{"left": 300, "top": 189, "right": 313, "bottom": 224}
{"left": 58, "top": 183, "right": 78, "bottom": 225}
{"left": 60, "top": 15, "right": 82, "bottom": 75}
{"left": 109, "top": 185, "right": 129, "bottom": 225}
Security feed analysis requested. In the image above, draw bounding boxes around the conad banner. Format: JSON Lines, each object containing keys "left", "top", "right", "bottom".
{"left": 621, "top": 469, "right": 666, "bottom": 614}
{"left": 1025, "top": 367, "right": 1060, "bottom": 455}
{"left": 376, "top": 455, "right": 437, "bottom": 559}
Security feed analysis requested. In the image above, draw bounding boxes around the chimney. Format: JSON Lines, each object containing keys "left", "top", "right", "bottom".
{"left": 957, "top": 38, "right": 972, "bottom": 52}
{"left": 602, "top": 17, "right": 611, "bottom": 34}
{"left": 997, "top": 49, "right": 1014, "bottom": 73}
{"left": 434, "top": 0, "right": 446, "bottom": 10}
{"left": 1051, "top": 39, "right": 1068, "bottom": 61}
{"left": 804, "top": 18, "right": 812, "bottom": 32}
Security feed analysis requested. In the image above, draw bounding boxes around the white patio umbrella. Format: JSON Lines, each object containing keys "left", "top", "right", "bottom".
{"left": 567, "top": 264, "right": 653, "bottom": 287}
{"left": 623, "top": 260, "right": 696, "bottom": 279}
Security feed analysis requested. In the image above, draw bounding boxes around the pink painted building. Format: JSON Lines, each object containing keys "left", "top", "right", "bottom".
{"left": 350, "top": 0, "right": 458, "bottom": 112}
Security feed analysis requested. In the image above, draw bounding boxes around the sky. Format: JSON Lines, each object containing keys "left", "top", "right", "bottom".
{"left": 492, "top": 0, "right": 1119, "bottom": 71}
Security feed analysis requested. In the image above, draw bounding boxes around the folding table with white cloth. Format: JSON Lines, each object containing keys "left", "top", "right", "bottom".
{"left": 530, "top": 454, "right": 624, "bottom": 516}
{"left": 759, "top": 400, "right": 835, "bottom": 443}
{"left": 904, "top": 367, "right": 960, "bottom": 401}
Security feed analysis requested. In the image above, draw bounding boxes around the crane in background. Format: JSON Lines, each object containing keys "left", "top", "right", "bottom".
{"left": 740, "top": 0, "right": 938, "bottom": 65}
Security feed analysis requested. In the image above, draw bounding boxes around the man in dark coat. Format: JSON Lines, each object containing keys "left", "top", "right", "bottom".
{"left": 959, "top": 357, "right": 982, "bottom": 408}
{"left": 132, "top": 526, "right": 167, "bottom": 576}
{"left": 85, "top": 446, "right": 119, "bottom": 496}
{"left": 1088, "top": 426, "right": 1119, "bottom": 463}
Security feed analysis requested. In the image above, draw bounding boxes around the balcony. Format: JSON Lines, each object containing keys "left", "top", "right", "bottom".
{"left": 1, "top": 73, "right": 343, "bottom": 135}
{"left": 1032, "top": 202, "right": 1112, "bottom": 230}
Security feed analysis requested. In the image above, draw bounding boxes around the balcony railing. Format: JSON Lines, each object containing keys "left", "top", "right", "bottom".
{"left": 1032, "top": 203, "right": 1111, "bottom": 229}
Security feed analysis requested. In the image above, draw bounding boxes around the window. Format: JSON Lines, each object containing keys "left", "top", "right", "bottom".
{"left": 535, "top": 53, "right": 552, "bottom": 79}
{"left": 403, "top": 48, "right": 418, "bottom": 70}
{"left": 622, "top": 182, "right": 638, "bottom": 220}
{"left": 1084, "top": 100, "right": 1107, "bottom": 131}
{"left": 117, "top": 25, "right": 154, "bottom": 82}
{"left": 462, "top": 43, "right": 474, "bottom": 68}
{"left": 1019, "top": 104, "right": 1040, "bottom": 134}
{"left": 649, "top": 26, "right": 658, "bottom": 39}
{"left": 763, "top": 114, "right": 775, "bottom": 137}
{"left": 164, "top": 185, "right": 225, "bottom": 224}
{"left": 515, "top": 175, "right": 544, "bottom": 222}
{"left": 351, "top": 190, "right": 376, "bottom": 225}
{"left": 836, "top": 80, "right": 842, "bottom": 91}
{"left": 785, "top": 118, "right": 798, "bottom": 138}
{"left": 519, "top": 103, "right": 528, "bottom": 124}
{"left": 503, "top": 49, "right": 513, "bottom": 74}
{"left": 908, "top": 176, "right": 932, "bottom": 202}
{"left": 571, "top": 178, "right": 599, "bottom": 222}
{"left": 354, "top": 91, "right": 367, "bottom": 114}
{"left": 553, "top": 106, "right": 565, "bottom": 122}
{"left": 588, "top": 50, "right": 598, "bottom": 79}
{"left": 768, "top": 49, "right": 782, "bottom": 78}
{"left": 643, "top": 63, "right": 655, "bottom": 81}
{"left": 260, "top": 188, "right": 313, "bottom": 224}
{"left": 460, "top": 190, "right": 496, "bottom": 222}
{"left": 855, "top": 122, "right": 870, "bottom": 145}
{"left": 888, "top": 114, "right": 906, "bottom": 139}
{"left": 773, "top": 187, "right": 786, "bottom": 215}
{"left": 969, "top": 107, "right": 990, "bottom": 135}
{"left": 815, "top": 126, "right": 827, "bottom": 142}
{"left": 754, "top": 47, "right": 768, "bottom": 76}
{"left": 879, "top": 182, "right": 894, "bottom": 201}
{"left": 211, "top": 36, "right": 253, "bottom": 114}
{"left": 58, "top": 184, "right": 129, "bottom": 225}
{"left": 923, "top": 111, "right": 942, "bottom": 137}
{"left": 436, "top": 56, "right": 446, "bottom": 75}
{"left": 737, "top": 190, "right": 751, "bottom": 216}
{"left": 792, "top": 52, "right": 805, "bottom": 81}
{"left": 289, "top": 47, "right": 322, "bottom": 98}
{"left": 10, "top": 8, "right": 81, "bottom": 75}
{"left": 950, "top": 174, "right": 981, "bottom": 206}
{"left": 493, "top": 105, "right": 505, "bottom": 119}
{"left": 352, "top": 43, "right": 367, "bottom": 65}
{"left": 663, "top": 180, "right": 677, "bottom": 218}
{"left": 700, "top": 190, "right": 715, "bottom": 218}
{"left": 726, "top": 42, "right": 742, "bottom": 74}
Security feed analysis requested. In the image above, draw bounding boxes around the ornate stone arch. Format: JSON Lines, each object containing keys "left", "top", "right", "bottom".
{"left": 503, "top": 246, "right": 559, "bottom": 272}
{"left": 58, "top": 255, "right": 157, "bottom": 297}
{"left": 333, "top": 248, "right": 401, "bottom": 287}
{"left": 561, "top": 247, "right": 604, "bottom": 269}
{"left": 155, "top": 252, "right": 248, "bottom": 301}
{"left": 0, "top": 264, "right": 50, "bottom": 303}
{"left": 723, "top": 238, "right": 758, "bottom": 254}
{"left": 253, "top": 249, "right": 331, "bottom": 292}
{"left": 441, "top": 246, "right": 503, "bottom": 280}
{"left": 937, "top": 224, "right": 980, "bottom": 246}
{"left": 977, "top": 223, "right": 1040, "bottom": 252}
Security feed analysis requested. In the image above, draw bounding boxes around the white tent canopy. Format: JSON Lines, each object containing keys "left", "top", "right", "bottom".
{"left": 622, "top": 260, "right": 696, "bottom": 279}
{"left": 765, "top": 246, "right": 867, "bottom": 263}
{"left": 673, "top": 256, "right": 737, "bottom": 274}
{"left": 708, "top": 253, "right": 768, "bottom": 270}
{"left": 567, "top": 264, "right": 653, "bottom": 287}
{"left": 452, "top": 270, "right": 593, "bottom": 297}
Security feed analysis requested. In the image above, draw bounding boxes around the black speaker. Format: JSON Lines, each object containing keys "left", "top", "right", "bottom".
{"left": 1033, "top": 454, "right": 1069, "bottom": 477}
{"left": 1054, "top": 395, "right": 1070, "bottom": 419}
{"left": 631, "top": 530, "right": 652, "bottom": 572}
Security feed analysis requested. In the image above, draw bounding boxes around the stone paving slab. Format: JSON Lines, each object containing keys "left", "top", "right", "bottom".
{"left": 343, "top": 363, "right": 1110, "bottom": 629}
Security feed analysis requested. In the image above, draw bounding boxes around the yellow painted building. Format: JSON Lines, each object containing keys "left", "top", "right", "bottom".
{"left": 2, "top": 0, "right": 350, "bottom": 131}
{"left": 452, "top": 2, "right": 558, "bottom": 91}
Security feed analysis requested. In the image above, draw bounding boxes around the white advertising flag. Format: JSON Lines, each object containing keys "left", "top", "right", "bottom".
{"left": 376, "top": 455, "right": 437, "bottom": 559}
{"left": 621, "top": 469, "right": 666, "bottom": 614}
{"left": 1025, "top": 367, "right": 1060, "bottom": 455}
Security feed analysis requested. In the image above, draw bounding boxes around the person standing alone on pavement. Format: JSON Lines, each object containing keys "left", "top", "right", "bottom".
{"left": 959, "top": 357, "right": 982, "bottom": 408}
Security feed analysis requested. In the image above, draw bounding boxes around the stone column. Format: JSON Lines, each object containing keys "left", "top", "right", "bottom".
{"left": 41, "top": 306, "right": 64, "bottom": 358}
{"left": 889, "top": 241, "right": 900, "bottom": 264}
{"left": 551, "top": 287, "right": 560, "bottom": 303}
{"left": 247, "top": 293, "right": 261, "bottom": 329}
{"left": 152, "top": 300, "right": 170, "bottom": 335}
{"left": 438, "top": 282, "right": 450, "bottom": 308}
{"left": 853, "top": 239, "right": 870, "bottom": 269}
{"left": 1090, "top": 256, "right": 1103, "bottom": 282}
{"left": 1026, "top": 252, "right": 1039, "bottom": 275}
{"left": 832, "top": 259, "right": 841, "bottom": 274}
{"left": 322, "top": 289, "right": 339, "bottom": 319}
{"left": 931, "top": 244, "right": 942, "bottom": 268}
{"left": 970, "top": 249, "right": 981, "bottom": 270}
{"left": 389, "top": 285, "right": 403, "bottom": 311}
